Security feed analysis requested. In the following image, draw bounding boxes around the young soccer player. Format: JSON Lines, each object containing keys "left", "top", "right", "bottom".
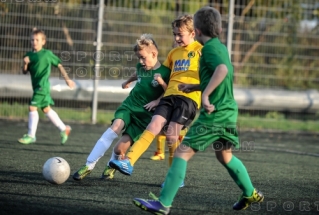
{"left": 150, "top": 39, "right": 185, "bottom": 162}
{"left": 109, "top": 15, "right": 202, "bottom": 188}
{"left": 18, "top": 29, "right": 74, "bottom": 145}
{"left": 132, "top": 7, "right": 264, "bottom": 214}
{"left": 72, "top": 34, "right": 171, "bottom": 181}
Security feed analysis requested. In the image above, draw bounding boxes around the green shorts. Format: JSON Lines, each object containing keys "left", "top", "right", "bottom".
{"left": 113, "top": 104, "right": 153, "bottom": 142}
{"left": 182, "top": 119, "right": 240, "bottom": 151}
{"left": 30, "top": 93, "right": 54, "bottom": 108}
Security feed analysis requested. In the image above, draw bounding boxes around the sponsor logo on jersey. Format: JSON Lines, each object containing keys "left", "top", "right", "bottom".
{"left": 174, "top": 59, "right": 190, "bottom": 72}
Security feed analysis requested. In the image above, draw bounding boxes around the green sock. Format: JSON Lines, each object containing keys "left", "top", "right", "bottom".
{"left": 224, "top": 155, "right": 254, "bottom": 197}
{"left": 159, "top": 157, "right": 187, "bottom": 206}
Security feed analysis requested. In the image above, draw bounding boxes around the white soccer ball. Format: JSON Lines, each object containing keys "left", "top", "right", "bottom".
{"left": 42, "top": 157, "right": 70, "bottom": 185}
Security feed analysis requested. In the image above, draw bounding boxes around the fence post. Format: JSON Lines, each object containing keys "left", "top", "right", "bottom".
{"left": 227, "top": 0, "right": 235, "bottom": 60}
{"left": 92, "top": 0, "right": 105, "bottom": 124}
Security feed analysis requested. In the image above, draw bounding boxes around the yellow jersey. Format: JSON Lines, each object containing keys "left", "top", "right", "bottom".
{"left": 163, "top": 41, "right": 202, "bottom": 109}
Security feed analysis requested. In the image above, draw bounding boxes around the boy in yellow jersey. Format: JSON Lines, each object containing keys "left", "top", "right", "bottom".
{"left": 109, "top": 14, "right": 202, "bottom": 188}
{"left": 150, "top": 39, "right": 187, "bottom": 161}
{"left": 133, "top": 7, "right": 264, "bottom": 214}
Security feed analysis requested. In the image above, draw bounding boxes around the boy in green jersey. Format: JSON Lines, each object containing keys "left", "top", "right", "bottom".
{"left": 133, "top": 7, "right": 264, "bottom": 214}
{"left": 18, "top": 29, "right": 75, "bottom": 145}
{"left": 73, "top": 34, "right": 171, "bottom": 181}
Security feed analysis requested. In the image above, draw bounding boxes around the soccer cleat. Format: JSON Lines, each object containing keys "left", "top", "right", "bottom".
{"left": 133, "top": 192, "right": 171, "bottom": 215}
{"left": 150, "top": 152, "right": 165, "bottom": 161}
{"left": 72, "top": 165, "right": 92, "bottom": 181}
{"left": 161, "top": 181, "right": 184, "bottom": 188}
{"left": 18, "top": 134, "right": 36, "bottom": 145}
{"left": 233, "top": 189, "right": 264, "bottom": 210}
{"left": 101, "top": 165, "right": 116, "bottom": 180}
{"left": 109, "top": 158, "right": 133, "bottom": 176}
{"left": 60, "top": 125, "right": 71, "bottom": 145}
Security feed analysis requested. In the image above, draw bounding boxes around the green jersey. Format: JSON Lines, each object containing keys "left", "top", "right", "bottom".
{"left": 124, "top": 63, "right": 171, "bottom": 108}
{"left": 25, "top": 48, "right": 61, "bottom": 95}
{"left": 198, "top": 38, "right": 238, "bottom": 126}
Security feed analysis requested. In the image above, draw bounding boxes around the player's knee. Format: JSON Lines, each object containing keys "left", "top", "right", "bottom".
{"left": 29, "top": 106, "right": 37, "bottom": 112}
{"left": 42, "top": 106, "right": 51, "bottom": 113}
{"left": 166, "top": 135, "right": 179, "bottom": 146}
{"left": 146, "top": 122, "right": 162, "bottom": 134}
{"left": 111, "top": 119, "right": 124, "bottom": 134}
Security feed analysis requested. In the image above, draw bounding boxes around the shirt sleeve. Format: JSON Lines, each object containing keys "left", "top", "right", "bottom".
{"left": 49, "top": 51, "right": 62, "bottom": 67}
{"left": 163, "top": 50, "right": 173, "bottom": 69}
{"left": 202, "top": 46, "right": 226, "bottom": 72}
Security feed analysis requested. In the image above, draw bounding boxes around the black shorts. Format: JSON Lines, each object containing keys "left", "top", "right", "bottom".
{"left": 154, "top": 95, "right": 197, "bottom": 129}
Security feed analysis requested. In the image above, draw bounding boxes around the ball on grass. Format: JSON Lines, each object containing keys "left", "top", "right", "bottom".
{"left": 42, "top": 157, "right": 70, "bottom": 185}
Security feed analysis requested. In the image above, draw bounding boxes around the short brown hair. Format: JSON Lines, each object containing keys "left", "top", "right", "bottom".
{"left": 133, "top": 33, "right": 158, "bottom": 52}
{"left": 171, "top": 14, "right": 194, "bottom": 33}
{"left": 194, "top": 6, "right": 222, "bottom": 38}
{"left": 31, "top": 29, "right": 46, "bottom": 40}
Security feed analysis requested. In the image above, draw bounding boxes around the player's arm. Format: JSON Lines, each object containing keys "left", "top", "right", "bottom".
{"left": 202, "top": 64, "right": 228, "bottom": 97}
{"left": 22, "top": 56, "right": 30, "bottom": 74}
{"left": 154, "top": 73, "right": 167, "bottom": 91}
{"left": 58, "top": 64, "right": 75, "bottom": 89}
{"left": 202, "top": 64, "right": 228, "bottom": 114}
{"left": 178, "top": 84, "right": 201, "bottom": 93}
{"left": 144, "top": 93, "right": 164, "bottom": 111}
{"left": 122, "top": 71, "right": 137, "bottom": 89}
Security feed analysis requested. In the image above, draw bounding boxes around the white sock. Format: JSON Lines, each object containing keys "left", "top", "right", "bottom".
{"left": 46, "top": 109, "right": 66, "bottom": 131}
{"left": 86, "top": 128, "right": 118, "bottom": 170}
{"left": 28, "top": 111, "right": 39, "bottom": 137}
{"left": 107, "top": 149, "right": 121, "bottom": 166}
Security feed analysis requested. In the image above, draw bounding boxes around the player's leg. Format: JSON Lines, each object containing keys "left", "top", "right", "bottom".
{"left": 110, "top": 100, "right": 173, "bottom": 175}
{"left": 215, "top": 138, "right": 264, "bottom": 210}
{"left": 150, "top": 133, "right": 166, "bottom": 161}
{"left": 101, "top": 134, "right": 133, "bottom": 180}
{"left": 73, "top": 106, "right": 129, "bottom": 181}
{"left": 109, "top": 115, "right": 167, "bottom": 175}
{"left": 72, "top": 119, "right": 124, "bottom": 181}
{"left": 18, "top": 105, "right": 38, "bottom": 144}
{"left": 42, "top": 105, "right": 71, "bottom": 145}
{"left": 161, "top": 121, "right": 185, "bottom": 187}
{"left": 133, "top": 139, "right": 197, "bottom": 214}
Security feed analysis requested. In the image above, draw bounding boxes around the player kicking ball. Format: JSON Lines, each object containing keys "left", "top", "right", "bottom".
{"left": 132, "top": 6, "right": 264, "bottom": 214}
{"left": 109, "top": 14, "right": 202, "bottom": 188}
{"left": 72, "top": 34, "right": 170, "bottom": 181}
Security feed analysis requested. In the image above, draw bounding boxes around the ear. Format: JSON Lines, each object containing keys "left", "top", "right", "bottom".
{"left": 152, "top": 50, "right": 158, "bottom": 58}
{"left": 195, "top": 28, "right": 201, "bottom": 37}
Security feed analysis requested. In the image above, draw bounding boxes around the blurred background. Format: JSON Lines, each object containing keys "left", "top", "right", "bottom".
{"left": 1, "top": 0, "right": 319, "bottom": 132}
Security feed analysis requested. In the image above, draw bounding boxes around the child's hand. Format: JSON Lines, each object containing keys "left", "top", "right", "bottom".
{"left": 178, "top": 84, "right": 192, "bottom": 93}
{"left": 23, "top": 56, "right": 30, "bottom": 65}
{"left": 154, "top": 73, "right": 164, "bottom": 85}
{"left": 144, "top": 100, "right": 159, "bottom": 111}
{"left": 201, "top": 95, "right": 214, "bottom": 114}
{"left": 66, "top": 79, "right": 75, "bottom": 89}
{"left": 122, "top": 81, "right": 130, "bottom": 89}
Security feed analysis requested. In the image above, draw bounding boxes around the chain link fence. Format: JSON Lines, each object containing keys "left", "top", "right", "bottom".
{"left": 1, "top": 0, "right": 318, "bottom": 126}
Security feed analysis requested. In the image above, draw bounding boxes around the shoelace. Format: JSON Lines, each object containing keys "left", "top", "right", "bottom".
{"left": 148, "top": 192, "right": 159, "bottom": 201}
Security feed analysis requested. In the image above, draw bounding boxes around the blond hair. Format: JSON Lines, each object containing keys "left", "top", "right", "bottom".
{"left": 133, "top": 34, "right": 158, "bottom": 52}
{"left": 171, "top": 14, "right": 194, "bottom": 33}
{"left": 194, "top": 6, "right": 222, "bottom": 38}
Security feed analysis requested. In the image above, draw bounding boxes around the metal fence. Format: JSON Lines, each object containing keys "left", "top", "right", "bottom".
{"left": 1, "top": 0, "right": 319, "bottom": 124}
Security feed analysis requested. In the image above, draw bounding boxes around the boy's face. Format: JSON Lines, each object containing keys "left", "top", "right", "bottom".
{"left": 173, "top": 27, "right": 195, "bottom": 47}
{"left": 136, "top": 48, "right": 157, "bottom": 70}
{"left": 31, "top": 33, "right": 46, "bottom": 52}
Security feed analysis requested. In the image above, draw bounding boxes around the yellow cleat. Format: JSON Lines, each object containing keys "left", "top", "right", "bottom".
{"left": 150, "top": 152, "right": 165, "bottom": 161}
{"left": 233, "top": 189, "right": 264, "bottom": 210}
